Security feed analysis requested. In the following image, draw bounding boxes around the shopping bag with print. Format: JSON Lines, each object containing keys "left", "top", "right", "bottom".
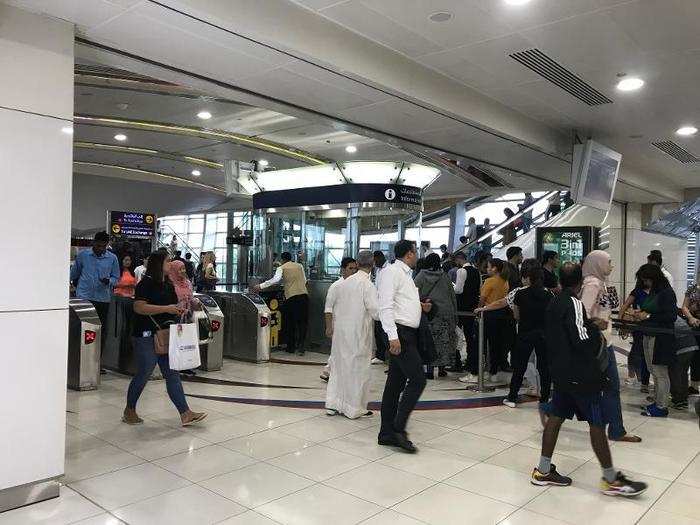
{"left": 168, "top": 322, "right": 201, "bottom": 371}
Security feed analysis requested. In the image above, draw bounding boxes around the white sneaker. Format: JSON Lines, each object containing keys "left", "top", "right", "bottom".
{"left": 458, "top": 373, "right": 478, "bottom": 383}
{"left": 623, "top": 377, "right": 638, "bottom": 387}
{"left": 371, "top": 358, "right": 384, "bottom": 365}
{"left": 503, "top": 399, "right": 516, "bottom": 408}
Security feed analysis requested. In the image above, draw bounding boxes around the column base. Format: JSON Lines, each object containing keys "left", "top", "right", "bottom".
{"left": 0, "top": 477, "right": 60, "bottom": 513}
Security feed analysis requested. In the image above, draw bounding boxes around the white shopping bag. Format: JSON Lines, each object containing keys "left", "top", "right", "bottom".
{"left": 168, "top": 322, "right": 201, "bottom": 371}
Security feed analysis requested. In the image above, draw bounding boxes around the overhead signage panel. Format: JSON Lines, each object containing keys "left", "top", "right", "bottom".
{"left": 109, "top": 210, "right": 157, "bottom": 239}
{"left": 252, "top": 183, "right": 422, "bottom": 210}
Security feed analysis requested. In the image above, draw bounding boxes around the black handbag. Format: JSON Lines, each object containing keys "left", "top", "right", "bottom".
{"left": 417, "top": 313, "right": 438, "bottom": 364}
{"left": 416, "top": 277, "right": 441, "bottom": 364}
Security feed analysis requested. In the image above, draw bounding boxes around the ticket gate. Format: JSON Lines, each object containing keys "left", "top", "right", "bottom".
{"left": 68, "top": 299, "right": 102, "bottom": 391}
{"left": 193, "top": 293, "right": 225, "bottom": 371}
{"left": 209, "top": 291, "right": 271, "bottom": 362}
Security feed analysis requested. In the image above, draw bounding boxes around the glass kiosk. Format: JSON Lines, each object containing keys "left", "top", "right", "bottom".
{"left": 239, "top": 161, "right": 440, "bottom": 352}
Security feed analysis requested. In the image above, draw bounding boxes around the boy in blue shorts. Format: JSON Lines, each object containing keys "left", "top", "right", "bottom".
{"left": 531, "top": 262, "right": 647, "bottom": 497}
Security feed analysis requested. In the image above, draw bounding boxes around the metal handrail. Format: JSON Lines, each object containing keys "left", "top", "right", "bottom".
{"left": 455, "top": 191, "right": 561, "bottom": 254}
{"left": 158, "top": 224, "right": 201, "bottom": 263}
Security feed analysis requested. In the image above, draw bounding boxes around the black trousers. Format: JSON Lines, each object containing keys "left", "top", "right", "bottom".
{"left": 281, "top": 294, "right": 309, "bottom": 352}
{"left": 374, "top": 321, "right": 388, "bottom": 362}
{"left": 379, "top": 324, "right": 427, "bottom": 436}
{"left": 90, "top": 300, "right": 110, "bottom": 348}
{"left": 691, "top": 341, "right": 700, "bottom": 382}
{"left": 484, "top": 310, "right": 512, "bottom": 375}
{"left": 459, "top": 316, "right": 478, "bottom": 374}
{"left": 507, "top": 330, "right": 551, "bottom": 403}
{"left": 670, "top": 351, "right": 696, "bottom": 404}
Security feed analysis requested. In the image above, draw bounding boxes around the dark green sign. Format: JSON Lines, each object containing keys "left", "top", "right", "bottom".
{"left": 536, "top": 226, "right": 596, "bottom": 265}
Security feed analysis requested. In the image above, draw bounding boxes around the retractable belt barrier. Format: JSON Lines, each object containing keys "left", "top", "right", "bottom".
{"left": 612, "top": 318, "right": 700, "bottom": 337}
{"left": 454, "top": 310, "right": 495, "bottom": 393}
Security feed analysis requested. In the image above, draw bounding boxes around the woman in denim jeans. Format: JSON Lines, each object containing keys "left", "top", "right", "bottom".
{"left": 123, "top": 251, "right": 207, "bottom": 426}
{"left": 580, "top": 251, "right": 641, "bottom": 442}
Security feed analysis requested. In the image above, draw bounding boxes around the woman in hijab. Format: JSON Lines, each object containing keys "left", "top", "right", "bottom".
{"left": 168, "top": 260, "right": 195, "bottom": 308}
{"left": 581, "top": 250, "right": 641, "bottom": 442}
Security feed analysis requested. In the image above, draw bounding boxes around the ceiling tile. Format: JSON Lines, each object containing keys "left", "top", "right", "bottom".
{"left": 316, "top": 0, "right": 443, "bottom": 57}
{"left": 520, "top": 11, "right": 641, "bottom": 76}
{"left": 74, "top": 124, "right": 222, "bottom": 153}
{"left": 417, "top": 53, "right": 505, "bottom": 92}
{"left": 362, "top": 0, "right": 513, "bottom": 50}
{"left": 607, "top": 0, "right": 700, "bottom": 53}
{"left": 420, "top": 33, "right": 541, "bottom": 88}
{"left": 474, "top": 0, "right": 627, "bottom": 32}
{"left": 4, "top": 0, "right": 126, "bottom": 30}
{"left": 291, "top": 0, "right": 349, "bottom": 10}
{"left": 84, "top": 9, "right": 284, "bottom": 85}
{"left": 285, "top": 60, "right": 390, "bottom": 103}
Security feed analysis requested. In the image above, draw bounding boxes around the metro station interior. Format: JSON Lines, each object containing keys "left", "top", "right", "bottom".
{"left": 3, "top": 1, "right": 700, "bottom": 524}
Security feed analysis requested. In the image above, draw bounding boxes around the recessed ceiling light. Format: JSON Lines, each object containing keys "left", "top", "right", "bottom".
{"left": 616, "top": 77, "right": 644, "bottom": 91}
{"left": 61, "top": 126, "right": 73, "bottom": 135}
{"left": 191, "top": 169, "right": 201, "bottom": 176}
{"left": 676, "top": 126, "right": 698, "bottom": 136}
{"left": 504, "top": 0, "right": 531, "bottom": 5}
{"left": 114, "top": 133, "right": 127, "bottom": 142}
{"left": 428, "top": 11, "right": 453, "bottom": 22}
{"left": 345, "top": 145, "right": 358, "bottom": 154}
{"left": 197, "top": 110, "right": 212, "bottom": 120}
{"left": 258, "top": 159, "right": 269, "bottom": 167}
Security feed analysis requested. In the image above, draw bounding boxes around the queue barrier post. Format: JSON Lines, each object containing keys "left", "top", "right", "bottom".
{"left": 464, "top": 311, "right": 495, "bottom": 393}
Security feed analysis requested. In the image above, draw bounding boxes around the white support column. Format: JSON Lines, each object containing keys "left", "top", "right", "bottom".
{"left": 0, "top": 5, "right": 74, "bottom": 512}
{"left": 448, "top": 201, "right": 467, "bottom": 251}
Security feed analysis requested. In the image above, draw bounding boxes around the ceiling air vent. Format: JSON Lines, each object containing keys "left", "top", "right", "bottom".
{"left": 651, "top": 140, "right": 699, "bottom": 164}
{"left": 509, "top": 49, "right": 612, "bottom": 106}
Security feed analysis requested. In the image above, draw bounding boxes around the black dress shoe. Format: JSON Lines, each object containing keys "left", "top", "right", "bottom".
{"left": 378, "top": 434, "right": 399, "bottom": 447}
{"left": 394, "top": 432, "right": 418, "bottom": 453}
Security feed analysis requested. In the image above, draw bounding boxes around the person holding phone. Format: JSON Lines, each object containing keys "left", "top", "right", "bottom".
{"left": 70, "top": 231, "right": 120, "bottom": 328}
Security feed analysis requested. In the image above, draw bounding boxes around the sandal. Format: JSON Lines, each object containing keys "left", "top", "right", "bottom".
{"left": 122, "top": 408, "right": 143, "bottom": 425}
{"left": 611, "top": 434, "right": 642, "bottom": 443}
{"left": 181, "top": 411, "right": 207, "bottom": 427}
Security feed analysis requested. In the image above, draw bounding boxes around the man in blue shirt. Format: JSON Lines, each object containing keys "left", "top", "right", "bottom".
{"left": 70, "top": 231, "right": 120, "bottom": 325}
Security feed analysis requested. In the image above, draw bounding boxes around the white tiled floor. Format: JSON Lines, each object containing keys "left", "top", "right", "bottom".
{"left": 3, "top": 351, "right": 699, "bottom": 525}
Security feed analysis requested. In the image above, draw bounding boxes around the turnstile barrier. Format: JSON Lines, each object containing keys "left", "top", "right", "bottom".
{"left": 68, "top": 299, "right": 102, "bottom": 391}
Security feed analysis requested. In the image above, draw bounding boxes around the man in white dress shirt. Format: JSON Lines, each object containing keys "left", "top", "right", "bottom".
{"left": 377, "top": 240, "right": 432, "bottom": 453}
{"left": 372, "top": 250, "right": 390, "bottom": 364}
{"left": 320, "top": 257, "right": 357, "bottom": 381}
{"left": 325, "top": 251, "right": 379, "bottom": 418}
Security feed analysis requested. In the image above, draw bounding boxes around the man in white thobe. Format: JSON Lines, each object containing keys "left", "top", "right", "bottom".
{"left": 320, "top": 257, "right": 357, "bottom": 381}
{"left": 325, "top": 251, "right": 379, "bottom": 419}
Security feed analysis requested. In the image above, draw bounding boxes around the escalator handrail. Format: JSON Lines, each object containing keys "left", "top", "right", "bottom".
{"left": 454, "top": 191, "right": 561, "bottom": 254}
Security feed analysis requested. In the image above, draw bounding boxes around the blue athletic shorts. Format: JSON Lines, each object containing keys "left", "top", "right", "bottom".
{"left": 550, "top": 390, "right": 604, "bottom": 427}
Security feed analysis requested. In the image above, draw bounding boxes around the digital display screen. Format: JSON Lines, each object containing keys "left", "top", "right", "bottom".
{"left": 581, "top": 150, "right": 618, "bottom": 206}
{"left": 536, "top": 227, "right": 595, "bottom": 266}
{"left": 109, "top": 211, "right": 156, "bottom": 239}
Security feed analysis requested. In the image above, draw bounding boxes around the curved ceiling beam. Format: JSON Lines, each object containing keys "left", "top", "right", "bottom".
{"left": 74, "top": 115, "right": 328, "bottom": 165}
{"left": 74, "top": 141, "right": 223, "bottom": 169}
{"left": 73, "top": 161, "right": 224, "bottom": 193}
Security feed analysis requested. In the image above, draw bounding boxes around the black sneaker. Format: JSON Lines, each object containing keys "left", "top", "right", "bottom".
{"left": 531, "top": 464, "right": 572, "bottom": 487}
{"left": 689, "top": 386, "right": 699, "bottom": 395}
{"left": 600, "top": 472, "right": 648, "bottom": 497}
{"left": 672, "top": 400, "right": 689, "bottom": 410}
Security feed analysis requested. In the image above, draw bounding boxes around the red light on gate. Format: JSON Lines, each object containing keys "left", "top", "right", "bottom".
{"left": 211, "top": 320, "right": 221, "bottom": 332}
{"left": 260, "top": 317, "right": 269, "bottom": 328}
{"left": 84, "top": 330, "right": 96, "bottom": 344}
